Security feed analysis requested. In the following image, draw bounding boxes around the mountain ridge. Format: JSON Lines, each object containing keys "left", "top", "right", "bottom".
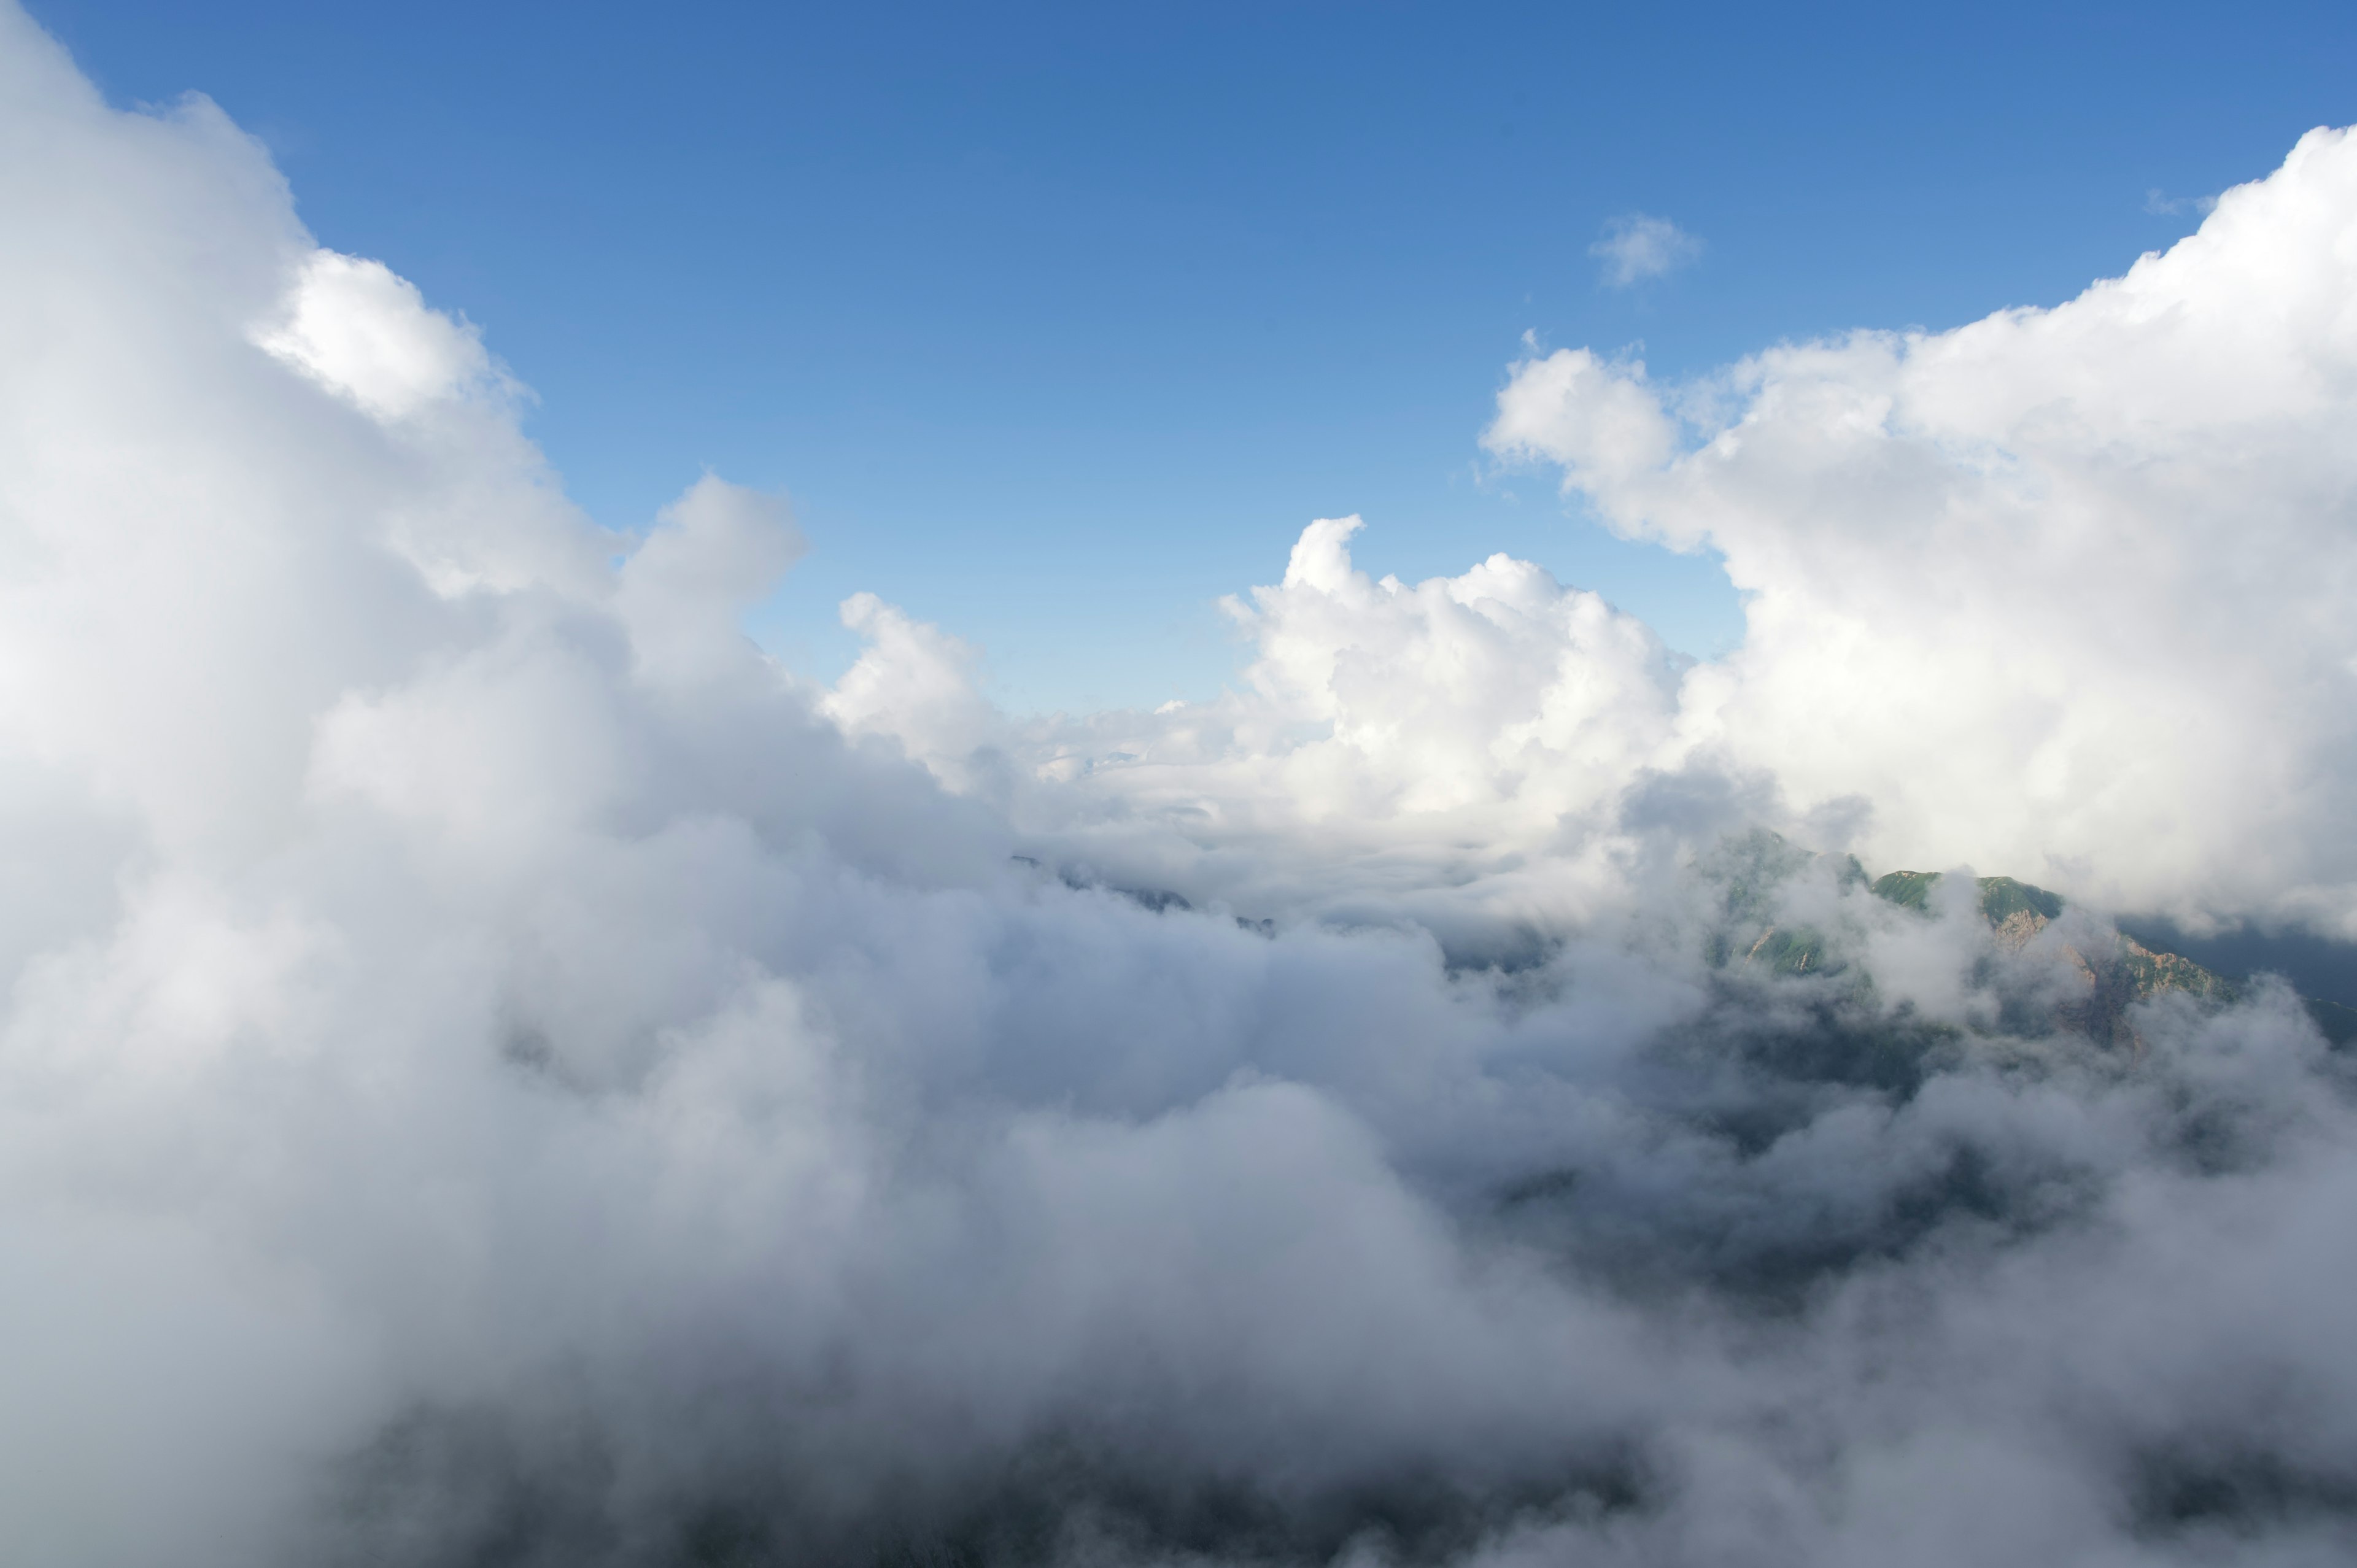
{"left": 1864, "top": 867, "right": 2353, "bottom": 1049}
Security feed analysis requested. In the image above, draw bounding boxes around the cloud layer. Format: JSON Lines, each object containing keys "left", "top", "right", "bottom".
{"left": 6, "top": 7, "right": 2357, "bottom": 1567}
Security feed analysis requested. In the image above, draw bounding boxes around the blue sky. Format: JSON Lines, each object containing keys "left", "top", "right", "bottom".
{"left": 31, "top": 0, "right": 2357, "bottom": 711}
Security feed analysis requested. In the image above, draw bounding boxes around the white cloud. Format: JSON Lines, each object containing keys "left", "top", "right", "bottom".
{"left": 252, "top": 250, "right": 497, "bottom": 422}
{"left": 7, "top": 4, "right": 2357, "bottom": 1564}
{"left": 1589, "top": 211, "right": 1703, "bottom": 286}
{"left": 1488, "top": 126, "right": 2357, "bottom": 931}
{"left": 820, "top": 590, "right": 1003, "bottom": 789}
{"left": 2144, "top": 187, "right": 2220, "bottom": 217}
{"left": 613, "top": 474, "right": 805, "bottom": 686}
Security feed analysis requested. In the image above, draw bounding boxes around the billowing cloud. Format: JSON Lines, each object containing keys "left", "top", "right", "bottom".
{"left": 254, "top": 250, "right": 501, "bottom": 422}
{"left": 6, "top": 6, "right": 2357, "bottom": 1567}
{"left": 1589, "top": 212, "right": 1703, "bottom": 287}
{"left": 1491, "top": 126, "right": 2357, "bottom": 933}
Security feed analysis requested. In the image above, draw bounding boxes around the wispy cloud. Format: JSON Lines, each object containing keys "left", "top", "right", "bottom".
{"left": 2145, "top": 187, "right": 2220, "bottom": 217}
{"left": 1589, "top": 211, "right": 1702, "bottom": 287}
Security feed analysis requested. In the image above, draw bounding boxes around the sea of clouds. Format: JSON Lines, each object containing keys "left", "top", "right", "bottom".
{"left": 7, "top": 6, "right": 2357, "bottom": 1564}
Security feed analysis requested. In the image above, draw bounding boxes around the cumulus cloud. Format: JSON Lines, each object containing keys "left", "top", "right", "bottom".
{"left": 1490, "top": 125, "right": 2357, "bottom": 932}
{"left": 615, "top": 475, "right": 806, "bottom": 687}
{"left": 7, "top": 5, "right": 2357, "bottom": 1566}
{"left": 1589, "top": 212, "right": 1703, "bottom": 286}
{"left": 254, "top": 250, "right": 502, "bottom": 421}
